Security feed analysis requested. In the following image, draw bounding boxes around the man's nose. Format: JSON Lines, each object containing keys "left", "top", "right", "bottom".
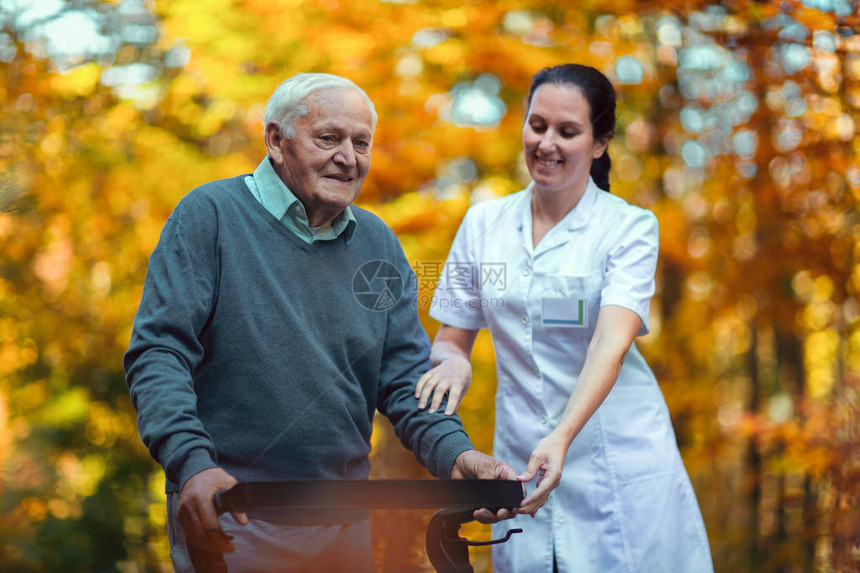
{"left": 333, "top": 142, "right": 357, "bottom": 167}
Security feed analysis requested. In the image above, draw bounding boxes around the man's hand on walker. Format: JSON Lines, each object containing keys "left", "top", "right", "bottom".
{"left": 178, "top": 467, "right": 248, "bottom": 552}
{"left": 451, "top": 449, "right": 519, "bottom": 524}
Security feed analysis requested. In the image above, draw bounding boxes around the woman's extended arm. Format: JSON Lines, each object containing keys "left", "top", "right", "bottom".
{"left": 415, "top": 324, "right": 480, "bottom": 415}
{"left": 518, "top": 304, "right": 642, "bottom": 514}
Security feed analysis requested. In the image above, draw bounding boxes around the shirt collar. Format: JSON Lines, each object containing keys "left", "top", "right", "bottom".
{"left": 565, "top": 176, "right": 600, "bottom": 231}
{"left": 252, "top": 157, "right": 357, "bottom": 243}
{"left": 518, "top": 177, "right": 600, "bottom": 232}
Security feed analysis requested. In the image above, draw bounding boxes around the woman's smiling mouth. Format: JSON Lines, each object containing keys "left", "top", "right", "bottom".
{"left": 537, "top": 158, "right": 561, "bottom": 167}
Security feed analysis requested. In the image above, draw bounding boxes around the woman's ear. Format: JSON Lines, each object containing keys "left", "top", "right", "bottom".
{"left": 592, "top": 135, "right": 610, "bottom": 159}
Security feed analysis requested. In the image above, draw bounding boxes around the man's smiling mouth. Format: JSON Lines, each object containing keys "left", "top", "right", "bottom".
{"left": 325, "top": 174, "right": 354, "bottom": 181}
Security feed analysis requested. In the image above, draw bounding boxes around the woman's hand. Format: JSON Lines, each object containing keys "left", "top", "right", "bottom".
{"left": 415, "top": 355, "right": 471, "bottom": 415}
{"left": 514, "top": 306, "right": 641, "bottom": 515}
{"left": 517, "top": 431, "right": 571, "bottom": 516}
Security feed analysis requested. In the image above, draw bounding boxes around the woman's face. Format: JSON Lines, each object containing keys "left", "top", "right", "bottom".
{"left": 522, "top": 83, "right": 608, "bottom": 196}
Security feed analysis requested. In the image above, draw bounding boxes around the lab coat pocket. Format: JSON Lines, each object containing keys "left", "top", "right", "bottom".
{"left": 540, "top": 271, "right": 602, "bottom": 339}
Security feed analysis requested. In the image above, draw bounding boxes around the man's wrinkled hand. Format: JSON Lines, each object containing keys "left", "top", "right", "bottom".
{"left": 451, "top": 449, "right": 519, "bottom": 524}
{"left": 177, "top": 467, "right": 248, "bottom": 553}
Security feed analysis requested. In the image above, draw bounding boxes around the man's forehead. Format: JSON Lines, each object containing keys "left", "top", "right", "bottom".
{"left": 304, "top": 88, "right": 373, "bottom": 131}
{"left": 306, "top": 87, "right": 367, "bottom": 112}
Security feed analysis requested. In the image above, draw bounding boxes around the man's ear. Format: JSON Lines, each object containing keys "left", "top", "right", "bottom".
{"left": 264, "top": 122, "right": 287, "bottom": 164}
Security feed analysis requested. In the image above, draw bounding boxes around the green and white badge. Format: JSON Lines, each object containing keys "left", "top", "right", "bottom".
{"left": 542, "top": 297, "right": 588, "bottom": 328}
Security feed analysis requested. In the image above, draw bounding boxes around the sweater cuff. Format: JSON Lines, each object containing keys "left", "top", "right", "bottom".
{"left": 175, "top": 448, "right": 219, "bottom": 491}
{"left": 433, "top": 431, "right": 474, "bottom": 479}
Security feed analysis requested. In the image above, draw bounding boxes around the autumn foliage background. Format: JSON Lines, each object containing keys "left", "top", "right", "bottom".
{"left": 1, "top": 0, "right": 859, "bottom": 571}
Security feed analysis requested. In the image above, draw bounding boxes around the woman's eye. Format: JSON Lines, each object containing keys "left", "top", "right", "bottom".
{"left": 530, "top": 124, "right": 546, "bottom": 133}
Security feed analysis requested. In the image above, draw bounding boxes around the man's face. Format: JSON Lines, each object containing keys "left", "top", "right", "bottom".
{"left": 268, "top": 87, "right": 373, "bottom": 226}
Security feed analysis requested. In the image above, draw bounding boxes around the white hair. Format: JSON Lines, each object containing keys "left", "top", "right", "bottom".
{"left": 264, "top": 73, "right": 378, "bottom": 138}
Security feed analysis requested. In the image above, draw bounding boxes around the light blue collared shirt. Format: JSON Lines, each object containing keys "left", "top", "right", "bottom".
{"left": 244, "top": 158, "right": 356, "bottom": 244}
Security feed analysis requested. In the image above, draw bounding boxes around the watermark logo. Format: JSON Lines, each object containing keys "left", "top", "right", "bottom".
{"left": 416, "top": 261, "right": 507, "bottom": 292}
{"left": 353, "top": 260, "right": 507, "bottom": 311}
{"left": 481, "top": 262, "right": 506, "bottom": 291}
{"left": 352, "top": 260, "right": 404, "bottom": 311}
{"left": 414, "top": 260, "right": 506, "bottom": 311}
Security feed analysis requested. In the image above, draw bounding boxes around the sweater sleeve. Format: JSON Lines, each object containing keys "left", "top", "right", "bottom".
{"left": 375, "top": 234, "right": 474, "bottom": 479}
{"left": 123, "top": 197, "right": 221, "bottom": 491}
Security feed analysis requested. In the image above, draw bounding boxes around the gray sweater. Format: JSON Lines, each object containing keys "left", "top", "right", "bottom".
{"left": 124, "top": 175, "right": 473, "bottom": 494}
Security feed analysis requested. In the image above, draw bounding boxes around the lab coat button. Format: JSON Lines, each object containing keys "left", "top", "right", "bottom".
{"left": 540, "top": 415, "right": 548, "bottom": 425}
{"left": 520, "top": 315, "right": 529, "bottom": 325}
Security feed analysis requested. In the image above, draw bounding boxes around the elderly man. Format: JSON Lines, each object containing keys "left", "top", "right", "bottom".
{"left": 124, "top": 73, "right": 517, "bottom": 572}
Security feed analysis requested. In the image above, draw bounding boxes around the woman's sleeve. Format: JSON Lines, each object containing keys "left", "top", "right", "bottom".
{"left": 428, "top": 207, "right": 489, "bottom": 331}
{"left": 600, "top": 208, "right": 659, "bottom": 337}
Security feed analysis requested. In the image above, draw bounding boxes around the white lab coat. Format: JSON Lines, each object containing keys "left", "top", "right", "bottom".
{"left": 430, "top": 179, "right": 714, "bottom": 573}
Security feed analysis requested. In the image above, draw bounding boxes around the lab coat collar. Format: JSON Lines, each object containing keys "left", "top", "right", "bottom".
{"left": 517, "top": 177, "right": 601, "bottom": 254}
{"left": 566, "top": 176, "right": 600, "bottom": 231}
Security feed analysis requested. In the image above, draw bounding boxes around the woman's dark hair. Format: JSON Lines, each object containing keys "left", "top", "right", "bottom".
{"left": 527, "top": 64, "right": 616, "bottom": 191}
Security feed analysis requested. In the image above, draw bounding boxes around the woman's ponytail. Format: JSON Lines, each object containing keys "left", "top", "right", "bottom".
{"left": 591, "top": 151, "right": 611, "bottom": 192}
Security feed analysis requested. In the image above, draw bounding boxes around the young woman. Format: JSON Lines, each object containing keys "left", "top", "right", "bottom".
{"left": 417, "top": 64, "right": 714, "bottom": 573}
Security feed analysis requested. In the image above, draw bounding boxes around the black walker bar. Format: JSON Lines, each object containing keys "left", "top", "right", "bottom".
{"left": 213, "top": 479, "right": 524, "bottom": 573}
